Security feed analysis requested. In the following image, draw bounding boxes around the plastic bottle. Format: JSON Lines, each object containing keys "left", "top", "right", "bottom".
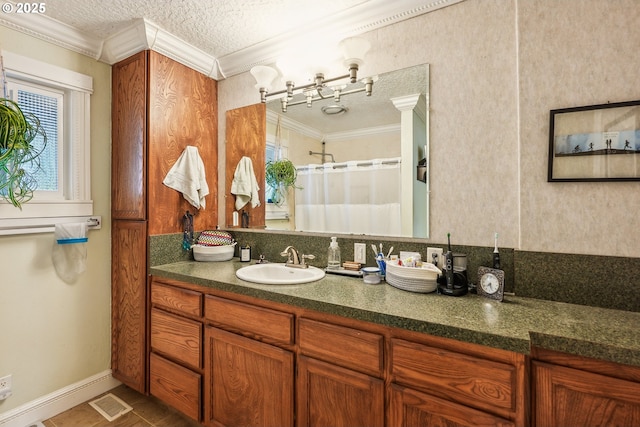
{"left": 327, "top": 237, "right": 341, "bottom": 269}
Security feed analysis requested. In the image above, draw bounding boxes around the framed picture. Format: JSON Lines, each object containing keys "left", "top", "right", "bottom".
{"left": 548, "top": 100, "right": 640, "bottom": 182}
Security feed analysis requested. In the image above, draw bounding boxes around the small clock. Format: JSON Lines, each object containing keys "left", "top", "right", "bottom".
{"left": 477, "top": 267, "right": 505, "bottom": 301}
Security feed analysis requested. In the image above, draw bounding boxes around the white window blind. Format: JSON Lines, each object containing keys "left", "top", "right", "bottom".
{"left": 14, "top": 82, "right": 63, "bottom": 195}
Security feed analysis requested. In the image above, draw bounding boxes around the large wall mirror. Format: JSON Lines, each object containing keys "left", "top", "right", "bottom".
{"left": 263, "top": 64, "right": 429, "bottom": 238}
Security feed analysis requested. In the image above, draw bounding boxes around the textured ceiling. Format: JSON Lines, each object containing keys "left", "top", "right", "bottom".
{"left": 2, "top": 0, "right": 463, "bottom": 77}
{"left": 2, "top": 1, "right": 443, "bottom": 133}
{"left": 43, "top": 0, "right": 369, "bottom": 60}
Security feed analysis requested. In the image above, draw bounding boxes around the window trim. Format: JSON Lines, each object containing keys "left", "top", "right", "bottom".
{"left": 0, "top": 50, "right": 93, "bottom": 233}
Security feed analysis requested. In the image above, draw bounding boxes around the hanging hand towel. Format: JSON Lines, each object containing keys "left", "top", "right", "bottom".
{"left": 163, "top": 146, "right": 209, "bottom": 210}
{"left": 231, "top": 156, "right": 260, "bottom": 210}
{"left": 52, "top": 222, "right": 87, "bottom": 284}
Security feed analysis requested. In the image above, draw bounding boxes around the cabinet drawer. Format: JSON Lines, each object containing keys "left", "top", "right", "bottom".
{"left": 204, "top": 295, "right": 294, "bottom": 345}
{"left": 151, "top": 281, "right": 202, "bottom": 317}
{"left": 149, "top": 353, "right": 201, "bottom": 421}
{"left": 150, "top": 309, "right": 201, "bottom": 369}
{"left": 298, "top": 318, "right": 383, "bottom": 377}
{"left": 391, "top": 338, "right": 515, "bottom": 412}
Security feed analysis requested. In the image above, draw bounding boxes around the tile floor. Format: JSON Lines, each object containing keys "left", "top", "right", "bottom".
{"left": 42, "top": 384, "right": 203, "bottom": 427}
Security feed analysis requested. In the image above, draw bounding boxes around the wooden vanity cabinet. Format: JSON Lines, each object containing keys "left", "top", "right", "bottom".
{"left": 389, "top": 336, "right": 527, "bottom": 427}
{"left": 297, "top": 317, "right": 385, "bottom": 427}
{"left": 203, "top": 295, "right": 295, "bottom": 427}
{"left": 148, "top": 276, "right": 530, "bottom": 427}
{"left": 532, "top": 347, "right": 640, "bottom": 427}
{"left": 389, "top": 384, "right": 515, "bottom": 427}
{"left": 111, "top": 50, "right": 217, "bottom": 394}
{"left": 149, "top": 279, "right": 204, "bottom": 421}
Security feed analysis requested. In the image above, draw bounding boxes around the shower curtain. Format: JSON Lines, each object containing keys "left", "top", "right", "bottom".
{"left": 294, "top": 158, "right": 401, "bottom": 236}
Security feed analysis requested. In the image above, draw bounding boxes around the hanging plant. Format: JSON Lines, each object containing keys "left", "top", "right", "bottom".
{"left": 0, "top": 97, "right": 47, "bottom": 208}
{"left": 265, "top": 158, "right": 299, "bottom": 206}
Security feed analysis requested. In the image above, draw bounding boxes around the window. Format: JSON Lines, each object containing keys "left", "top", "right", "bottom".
{"left": 0, "top": 51, "right": 93, "bottom": 233}
{"left": 9, "top": 80, "right": 64, "bottom": 198}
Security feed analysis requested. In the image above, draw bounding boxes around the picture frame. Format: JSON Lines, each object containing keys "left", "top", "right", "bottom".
{"left": 548, "top": 100, "right": 640, "bottom": 182}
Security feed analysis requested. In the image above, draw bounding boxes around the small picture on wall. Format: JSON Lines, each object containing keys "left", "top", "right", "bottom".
{"left": 548, "top": 100, "right": 640, "bottom": 181}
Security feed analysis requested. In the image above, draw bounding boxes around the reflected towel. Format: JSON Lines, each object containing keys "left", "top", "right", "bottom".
{"left": 231, "top": 156, "right": 260, "bottom": 210}
{"left": 163, "top": 146, "right": 209, "bottom": 210}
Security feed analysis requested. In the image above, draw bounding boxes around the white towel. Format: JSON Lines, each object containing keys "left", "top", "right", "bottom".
{"left": 163, "top": 146, "right": 209, "bottom": 210}
{"left": 231, "top": 156, "right": 260, "bottom": 210}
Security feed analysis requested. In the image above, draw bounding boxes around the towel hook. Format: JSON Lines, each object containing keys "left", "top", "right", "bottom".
{"left": 182, "top": 211, "right": 194, "bottom": 250}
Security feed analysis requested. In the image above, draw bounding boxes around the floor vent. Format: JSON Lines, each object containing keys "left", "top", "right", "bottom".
{"left": 88, "top": 393, "right": 133, "bottom": 422}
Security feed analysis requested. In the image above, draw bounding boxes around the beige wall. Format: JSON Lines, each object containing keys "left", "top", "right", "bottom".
{"left": 0, "top": 27, "right": 112, "bottom": 412}
{"left": 218, "top": 0, "right": 640, "bottom": 258}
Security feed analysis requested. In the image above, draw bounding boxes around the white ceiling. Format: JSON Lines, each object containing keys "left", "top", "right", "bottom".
{"left": 0, "top": 0, "right": 462, "bottom": 79}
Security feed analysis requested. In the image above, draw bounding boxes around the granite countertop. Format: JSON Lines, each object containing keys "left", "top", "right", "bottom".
{"left": 150, "top": 259, "right": 640, "bottom": 367}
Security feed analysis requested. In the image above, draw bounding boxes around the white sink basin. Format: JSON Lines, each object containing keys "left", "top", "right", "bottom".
{"left": 236, "top": 263, "right": 325, "bottom": 285}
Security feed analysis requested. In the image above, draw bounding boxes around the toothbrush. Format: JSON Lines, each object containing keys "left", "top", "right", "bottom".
{"left": 386, "top": 246, "right": 394, "bottom": 259}
{"left": 371, "top": 244, "right": 379, "bottom": 258}
{"left": 493, "top": 232, "right": 501, "bottom": 269}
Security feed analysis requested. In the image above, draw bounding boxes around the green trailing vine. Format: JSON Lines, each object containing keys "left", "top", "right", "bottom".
{"left": 265, "top": 158, "right": 299, "bottom": 206}
{"left": 0, "top": 97, "right": 47, "bottom": 208}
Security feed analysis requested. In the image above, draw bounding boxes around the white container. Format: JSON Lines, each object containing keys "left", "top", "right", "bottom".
{"left": 362, "top": 267, "right": 381, "bottom": 284}
{"left": 385, "top": 260, "right": 441, "bottom": 293}
{"left": 192, "top": 242, "right": 237, "bottom": 262}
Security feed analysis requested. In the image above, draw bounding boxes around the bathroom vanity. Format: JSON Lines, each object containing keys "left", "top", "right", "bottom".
{"left": 147, "top": 259, "right": 640, "bottom": 427}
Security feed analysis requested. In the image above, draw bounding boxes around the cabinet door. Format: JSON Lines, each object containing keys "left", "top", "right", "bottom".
{"left": 534, "top": 361, "right": 640, "bottom": 427}
{"left": 112, "top": 51, "right": 147, "bottom": 220}
{"left": 147, "top": 51, "right": 218, "bottom": 235}
{"left": 204, "top": 326, "right": 293, "bottom": 427}
{"left": 297, "top": 355, "right": 384, "bottom": 427}
{"left": 111, "top": 219, "right": 147, "bottom": 392}
{"left": 389, "top": 384, "right": 514, "bottom": 427}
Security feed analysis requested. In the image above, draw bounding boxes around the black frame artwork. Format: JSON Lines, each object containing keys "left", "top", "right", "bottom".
{"left": 548, "top": 100, "right": 640, "bottom": 182}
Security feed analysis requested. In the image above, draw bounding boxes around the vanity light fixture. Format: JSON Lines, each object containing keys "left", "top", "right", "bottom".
{"left": 250, "top": 36, "right": 373, "bottom": 112}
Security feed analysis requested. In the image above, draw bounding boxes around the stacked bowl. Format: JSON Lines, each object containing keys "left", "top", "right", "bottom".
{"left": 385, "top": 260, "right": 441, "bottom": 293}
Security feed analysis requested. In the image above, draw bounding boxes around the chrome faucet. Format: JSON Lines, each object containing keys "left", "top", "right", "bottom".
{"left": 280, "top": 246, "right": 315, "bottom": 269}
{"left": 281, "top": 246, "right": 300, "bottom": 265}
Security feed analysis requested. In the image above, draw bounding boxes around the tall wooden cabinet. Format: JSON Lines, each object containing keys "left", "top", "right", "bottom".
{"left": 111, "top": 50, "right": 218, "bottom": 393}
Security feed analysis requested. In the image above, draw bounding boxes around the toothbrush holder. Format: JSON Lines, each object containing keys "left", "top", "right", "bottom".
{"left": 376, "top": 257, "right": 386, "bottom": 278}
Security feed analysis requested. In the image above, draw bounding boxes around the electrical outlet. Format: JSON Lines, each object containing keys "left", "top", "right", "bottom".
{"left": 426, "top": 247, "right": 443, "bottom": 267}
{"left": 354, "top": 243, "right": 366, "bottom": 264}
{"left": 0, "top": 375, "right": 10, "bottom": 390}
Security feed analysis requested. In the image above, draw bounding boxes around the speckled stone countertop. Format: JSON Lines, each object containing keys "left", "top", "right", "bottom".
{"left": 150, "top": 259, "right": 640, "bottom": 367}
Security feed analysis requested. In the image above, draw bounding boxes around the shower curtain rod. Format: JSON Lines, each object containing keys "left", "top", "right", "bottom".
{"left": 296, "top": 158, "right": 401, "bottom": 172}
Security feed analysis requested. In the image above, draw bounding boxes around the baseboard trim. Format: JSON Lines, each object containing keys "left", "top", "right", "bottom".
{"left": 0, "top": 370, "right": 121, "bottom": 427}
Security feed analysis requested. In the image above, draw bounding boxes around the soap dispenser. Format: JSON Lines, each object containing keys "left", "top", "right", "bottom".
{"left": 327, "top": 237, "right": 341, "bottom": 270}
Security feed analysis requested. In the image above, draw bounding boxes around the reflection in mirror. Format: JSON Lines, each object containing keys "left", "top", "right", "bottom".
{"left": 264, "top": 64, "right": 429, "bottom": 238}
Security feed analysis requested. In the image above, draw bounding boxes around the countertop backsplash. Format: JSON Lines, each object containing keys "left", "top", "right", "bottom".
{"left": 149, "top": 229, "right": 639, "bottom": 313}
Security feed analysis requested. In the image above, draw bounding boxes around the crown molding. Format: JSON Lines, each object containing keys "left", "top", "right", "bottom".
{"left": 267, "top": 109, "right": 324, "bottom": 140}
{"left": 325, "top": 123, "right": 400, "bottom": 142}
{"left": 0, "top": 0, "right": 463, "bottom": 79}
{"left": 100, "top": 18, "right": 220, "bottom": 79}
{"left": 0, "top": 1, "right": 103, "bottom": 59}
{"left": 218, "top": 0, "right": 465, "bottom": 77}
{"left": 267, "top": 109, "right": 400, "bottom": 142}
